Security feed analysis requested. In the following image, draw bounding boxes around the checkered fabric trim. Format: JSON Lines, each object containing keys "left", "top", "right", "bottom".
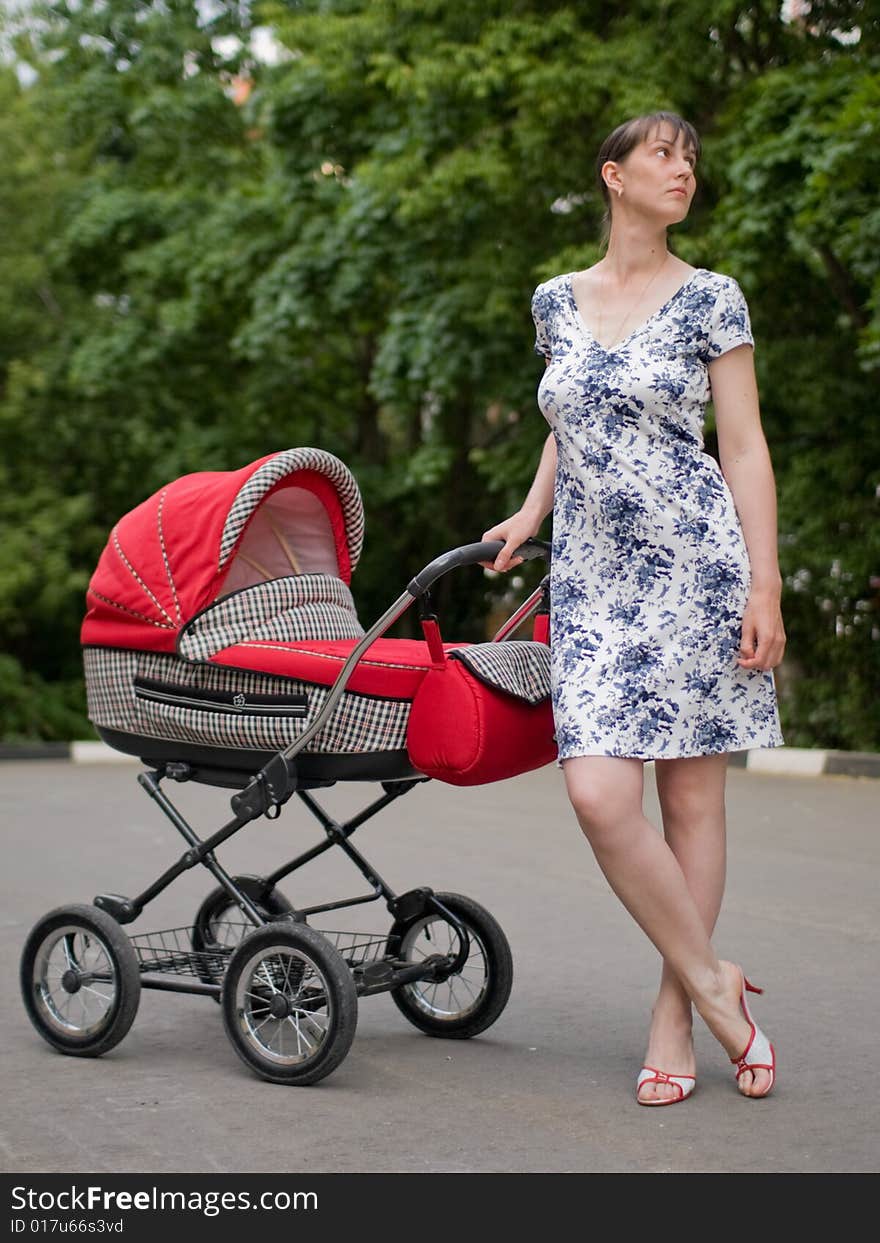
{"left": 178, "top": 575, "right": 364, "bottom": 662}
{"left": 447, "top": 641, "right": 551, "bottom": 704}
{"left": 84, "top": 648, "right": 410, "bottom": 755}
{"left": 219, "top": 449, "right": 365, "bottom": 572}
{"left": 84, "top": 648, "right": 140, "bottom": 732}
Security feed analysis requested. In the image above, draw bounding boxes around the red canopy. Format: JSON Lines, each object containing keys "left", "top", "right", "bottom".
{"left": 81, "top": 448, "right": 364, "bottom": 653}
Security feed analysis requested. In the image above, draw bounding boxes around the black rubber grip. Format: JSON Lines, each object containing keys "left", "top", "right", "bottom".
{"left": 406, "top": 538, "right": 550, "bottom": 596}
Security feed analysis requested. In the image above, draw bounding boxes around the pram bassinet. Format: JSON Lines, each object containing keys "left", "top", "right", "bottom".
{"left": 81, "top": 447, "right": 555, "bottom": 786}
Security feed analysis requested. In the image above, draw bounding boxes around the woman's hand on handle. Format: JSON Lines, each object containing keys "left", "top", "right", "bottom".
{"left": 480, "top": 432, "right": 555, "bottom": 571}
{"left": 478, "top": 511, "right": 542, "bottom": 572}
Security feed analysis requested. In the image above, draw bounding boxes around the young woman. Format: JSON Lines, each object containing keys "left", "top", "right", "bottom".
{"left": 482, "top": 111, "right": 785, "bottom": 1105}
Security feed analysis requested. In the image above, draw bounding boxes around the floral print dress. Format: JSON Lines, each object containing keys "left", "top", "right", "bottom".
{"left": 531, "top": 267, "right": 784, "bottom": 764}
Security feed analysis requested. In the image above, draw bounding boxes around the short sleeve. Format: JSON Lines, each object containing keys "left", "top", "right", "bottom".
{"left": 531, "top": 285, "right": 552, "bottom": 360}
{"left": 707, "top": 277, "right": 754, "bottom": 359}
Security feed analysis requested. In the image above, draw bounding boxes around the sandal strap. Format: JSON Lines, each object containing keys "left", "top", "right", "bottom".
{"left": 732, "top": 1024, "right": 776, "bottom": 1087}
{"left": 731, "top": 1022, "right": 774, "bottom": 1069}
{"left": 735, "top": 1062, "right": 774, "bottom": 1079}
{"left": 637, "top": 1066, "right": 696, "bottom": 1098}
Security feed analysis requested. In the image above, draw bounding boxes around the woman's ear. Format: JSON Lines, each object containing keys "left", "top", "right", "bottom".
{"left": 601, "top": 160, "right": 619, "bottom": 196}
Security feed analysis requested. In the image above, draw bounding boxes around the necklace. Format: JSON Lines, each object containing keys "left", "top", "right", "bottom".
{"left": 597, "top": 252, "right": 671, "bottom": 350}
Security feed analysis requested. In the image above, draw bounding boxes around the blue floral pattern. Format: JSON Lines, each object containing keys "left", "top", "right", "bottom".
{"left": 532, "top": 268, "right": 784, "bottom": 763}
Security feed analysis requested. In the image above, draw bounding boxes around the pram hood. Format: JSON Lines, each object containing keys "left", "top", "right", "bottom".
{"left": 81, "top": 448, "right": 364, "bottom": 654}
{"left": 81, "top": 446, "right": 555, "bottom": 784}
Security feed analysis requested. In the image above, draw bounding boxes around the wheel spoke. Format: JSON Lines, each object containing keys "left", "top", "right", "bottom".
{"left": 289, "top": 1012, "right": 302, "bottom": 1057}
{"left": 454, "top": 964, "right": 482, "bottom": 994}
{"left": 80, "top": 983, "right": 112, "bottom": 1005}
{"left": 249, "top": 1013, "right": 275, "bottom": 1036}
{"left": 285, "top": 1013, "right": 316, "bottom": 1053}
{"left": 258, "top": 961, "right": 280, "bottom": 995}
{"left": 290, "top": 1007, "right": 328, "bottom": 1037}
{"left": 446, "top": 978, "right": 467, "bottom": 1013}
{"left": 62, "top": 935, "right": 78, "bottom": 971}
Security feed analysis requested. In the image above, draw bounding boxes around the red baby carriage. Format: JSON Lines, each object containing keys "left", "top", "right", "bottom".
{"left": 20, "top": 447, "right": 555, "bottom": 1085}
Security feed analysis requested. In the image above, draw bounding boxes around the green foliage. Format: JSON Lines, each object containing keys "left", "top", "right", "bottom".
{"left": 0, "top": 655, "right": 90, "bottom": 742}
{"left": 0, "top": 0, "right": 877, "bottom": 748}
{"left": 700, "top": 47, "right": 880, "bottom": 749}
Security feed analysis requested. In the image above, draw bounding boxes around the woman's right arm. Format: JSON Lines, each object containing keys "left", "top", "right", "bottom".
{"left": 480, "top": 430, "right": 556, "bottom": 571}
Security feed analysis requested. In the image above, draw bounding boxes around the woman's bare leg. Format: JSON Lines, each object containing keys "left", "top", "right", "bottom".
{"left": 561, "top": 754, "right": 771, "bottom": 1097}
{"left": 638, "top": 753, "right": 729, "bottom": 1101}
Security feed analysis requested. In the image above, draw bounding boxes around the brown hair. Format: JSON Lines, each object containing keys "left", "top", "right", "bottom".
{"left": 596, "top": 111, "right": 701, "bottom": 250}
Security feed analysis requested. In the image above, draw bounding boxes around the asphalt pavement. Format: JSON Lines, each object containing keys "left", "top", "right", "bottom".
{"left": 2, "top": 759, "right": 877, "bottom": 1174}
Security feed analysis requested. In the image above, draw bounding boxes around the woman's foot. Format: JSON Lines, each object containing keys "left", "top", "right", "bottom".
{"left": 697, "top": 960, "right": 774, "bottom": 1098}
{"left": 637, "top": 1005, "right": 696, "bottom": 1104}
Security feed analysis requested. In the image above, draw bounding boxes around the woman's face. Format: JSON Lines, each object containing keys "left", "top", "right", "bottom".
{"left": 608, "top": 126, "right": 697, "bottom": 221}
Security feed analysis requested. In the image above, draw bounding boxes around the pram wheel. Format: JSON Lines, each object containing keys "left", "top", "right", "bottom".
{"left": 388, "top": 892, "right": 512, "bottom": 1038}
{"left": 222, "top": 922, "right": 358, "bottom": 1085}
{"left": 20, "top": 904, "right": 141, "bottom": 1057}
{"left": 192, "top": 874, "right": 293, "bottom": 962}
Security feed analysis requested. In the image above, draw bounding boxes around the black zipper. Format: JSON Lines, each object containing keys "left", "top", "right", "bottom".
{"left": 134, "top": 677, "right": 309, "bottom": 718}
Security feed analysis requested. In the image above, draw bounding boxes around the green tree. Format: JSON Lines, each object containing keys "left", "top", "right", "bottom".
{"left": 702, "top": 49, "right": 880, "bottom": 748}
{"left": 0, "top": 0, "right": 877, "bottom": 748}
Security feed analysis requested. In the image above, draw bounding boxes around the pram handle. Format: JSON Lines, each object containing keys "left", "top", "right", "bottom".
{"left": 406, "top": 538, "right": 550, "bottom": 597}
{"left": 232, "top": 536, "right": 550, "bottom": 812}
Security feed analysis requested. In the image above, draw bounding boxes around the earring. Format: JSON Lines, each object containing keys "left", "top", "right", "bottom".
{"left": 617, "top": 188, "right": 623, "bottom": 197}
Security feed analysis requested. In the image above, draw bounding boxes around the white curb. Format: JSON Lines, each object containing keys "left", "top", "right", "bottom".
{"left": 744, "top": 747, "right": 828, "bottom": 776}
{"left": 2, "top": 742, "right": 877, "bottom": 779}
{"left": 70, "top": 741, "right": 138, "bottom": 764}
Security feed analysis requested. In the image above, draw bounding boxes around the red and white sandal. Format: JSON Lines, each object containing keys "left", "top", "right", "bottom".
{"left": 636, "top": 1065, "right": 696, "bottom": 1106}
{"left": 731, "top": 972, "right": 776, "bottom": 1098}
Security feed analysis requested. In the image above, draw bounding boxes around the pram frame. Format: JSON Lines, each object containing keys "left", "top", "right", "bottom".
{"left": 120, "top": 764, "right": 439, "bottom": 1001}
{"left": 22, "top": 538, "right": 551, "bottom": 1085}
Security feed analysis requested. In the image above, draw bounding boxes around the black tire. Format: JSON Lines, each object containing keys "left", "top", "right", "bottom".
{"left": 192, "top": 875, "right": 294, "bottom": 951}
{"left": 222, "top": 922, "right": 358, "bottom": 1086}
{"left": 191, "top": 877, "right": 294, "bottom": 997}
{"left": 20, "top": 904, "right": 141, "bottom": 1057}
{"left": 389, "top": 892, "right": 513, "bottom": 1038}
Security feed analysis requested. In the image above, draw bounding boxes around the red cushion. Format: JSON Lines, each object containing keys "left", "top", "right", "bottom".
{"left": 406, "top": 661, "right": 557, "bottom": 785}
{"left": 209, "top": 638, "right": 470, "bottom": 699}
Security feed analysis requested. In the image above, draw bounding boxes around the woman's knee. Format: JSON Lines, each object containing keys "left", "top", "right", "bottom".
{"left": 655, "top": 755, "right": 727, "bottom": 827}
{"left": 562, "top": 756, "right": 644, "bottom": 842}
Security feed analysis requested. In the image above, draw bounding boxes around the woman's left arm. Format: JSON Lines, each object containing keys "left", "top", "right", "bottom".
{"left": 709, "top": 345, "right": 786, "bottom": 672}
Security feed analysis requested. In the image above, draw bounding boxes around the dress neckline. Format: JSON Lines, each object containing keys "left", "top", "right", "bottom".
{"left": 566, "top": 268, "right": 704, "bottom": 355}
